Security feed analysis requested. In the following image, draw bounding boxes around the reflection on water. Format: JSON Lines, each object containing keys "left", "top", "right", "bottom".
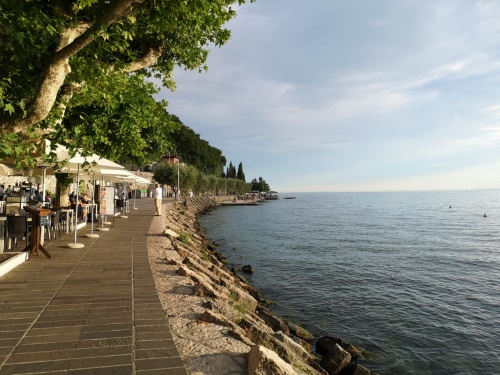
{"left": 200, "top": 191, "right": 500, "bottom": 375}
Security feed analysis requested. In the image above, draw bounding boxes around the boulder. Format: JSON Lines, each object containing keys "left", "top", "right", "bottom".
{"left": 319, "top": 344, "right": 351, "bottom": 375}
{"left": 341, "top": 363, "right": 371, "bottom": 375}
{"left": 228, "top": 286, "right": 259, "bottom": 312}
{"left": 248, "top": 345, "right": 298, "bottom": 375}
{"left": 193, "top": 281, "right": 219, "bottom": 299}
{"left": 288, "top": 322, "right": 314, "bottom": 340}
{"left": 242, "top": 264, "right": 254, "bottom": 273}
{"left": 201, "top": 309, "right": 234, "bottom": 328}
{"left": 164, "top": 228, "right": 179, "bottom": 238}
{"left": 273, "top": 331, "right": 310, "bottom": 362}
{"left": 244, "top": 324, "right": 297, "bottom": 364}
{"left": 257, "top": 307, "right": 291, "bottom": 335}
{"left": 316, "top": 336, "right": 358, "bottom": 360}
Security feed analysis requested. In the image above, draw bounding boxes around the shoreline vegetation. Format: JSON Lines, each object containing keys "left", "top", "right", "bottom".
{"left": 150, "top": 197, "right": 378, "bottom": 375}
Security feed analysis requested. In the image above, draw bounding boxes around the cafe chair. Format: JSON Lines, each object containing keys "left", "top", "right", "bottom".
{"left": 50, "top": 210, "right": 62, "bottom": 239}
{"left": 116, "top": 199, "right": 124, "bottom": 214}
{"left": 6, "top": 215, "right": 30, "bottom": 250}
{"left": 41, "top": 214, "right": 52, "bottom": 241}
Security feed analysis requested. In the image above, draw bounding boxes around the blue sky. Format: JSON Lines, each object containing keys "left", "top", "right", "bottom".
{"left": 157, "top": 0, "right": 500, "bottom": 192}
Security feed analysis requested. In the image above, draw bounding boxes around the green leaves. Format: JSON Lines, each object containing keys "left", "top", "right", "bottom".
{"left": 3, "top": 103, "right": 15, "bottom": 115}
{"left": 0, "top": 0, "right": 254, "bottom": 169}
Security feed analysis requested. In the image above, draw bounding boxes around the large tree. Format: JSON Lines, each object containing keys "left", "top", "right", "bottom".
{"left": 236, "top": 162, "right": 245, "bottom": 181}
{"left": 0, "top": 0, "right": 252, "bottom": 167}
{"left": 168, "top": 114, "right": 226, "bottom": 176}
{"left": 250, "top": 177, "right": 270, "bottom": 192}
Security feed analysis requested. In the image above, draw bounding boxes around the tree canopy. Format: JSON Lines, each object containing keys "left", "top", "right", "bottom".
{"left": 250, "top": 177, "right": 270, "bottom": 192}
{"left": 0, "top": 0, "right": 253, "bottom": 167}
{"left": 236, "top": 162, "right": 245, "bottom": 181}
{"left": 168, "top": 114, "right": 226, "bottom": 176}
{"left": 226, "top": 161, "right": 236, "bottom": 178}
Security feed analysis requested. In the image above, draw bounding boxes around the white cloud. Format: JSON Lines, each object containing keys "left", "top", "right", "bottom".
{"left": 158, "top": 0, "right": 500, "bottom": 192}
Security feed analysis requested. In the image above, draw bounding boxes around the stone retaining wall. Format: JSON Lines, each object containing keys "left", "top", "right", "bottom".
{"left": 163, "top": 197, "right": 378, "bottom": 375}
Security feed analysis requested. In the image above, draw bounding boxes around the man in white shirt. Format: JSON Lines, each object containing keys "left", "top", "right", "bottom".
{"left": 154, "top": 183, "right": 162, "bottom": 216}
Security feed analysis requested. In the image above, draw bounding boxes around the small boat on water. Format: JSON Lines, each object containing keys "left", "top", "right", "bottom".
{"left": 284, "top": 196, "right": 296, "bottom": 199}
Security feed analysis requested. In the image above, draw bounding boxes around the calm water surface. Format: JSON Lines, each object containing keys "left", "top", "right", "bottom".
{"left": 199, "top": 191, "right": 500, "bottom": 375}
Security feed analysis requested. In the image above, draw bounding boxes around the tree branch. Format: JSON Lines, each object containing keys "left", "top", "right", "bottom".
{"left": 56, "top": 0, "right": 149, "bottom": 61}
{"left": 124, "top": 46, "right": 164, "bottom": 73}
{"left": 2, "top": 0, "right": 150, "bottom": 134}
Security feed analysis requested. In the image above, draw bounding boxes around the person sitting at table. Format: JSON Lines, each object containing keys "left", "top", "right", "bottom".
{"left": 80, "top": 193, "right": 90, "bottom": 222}
{"left": 45, "top": 193, "right": 52, "bottom": 207}
{"left": 69, "top": 192, "right": 77, "bottom": 208}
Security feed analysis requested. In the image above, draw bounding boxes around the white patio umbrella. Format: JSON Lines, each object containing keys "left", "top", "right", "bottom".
{"left": 59, "top": 166, "right": 129, "bottom": 235}
{"left": 39, "top": 143, "right": 124, "bottom": 248}
{"left": 127, "top": 175, "right": 151, "bottom": 209}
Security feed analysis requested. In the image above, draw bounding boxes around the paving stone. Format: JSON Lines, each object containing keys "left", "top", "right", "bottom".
{"left": 135, "top": 319, "right": 168, "bottom": 326}
{"left": 0, "top": 359, "right": 71, "bottom": 374}
{"left": 135, "top": 332, "right": 174, "bottom": 341}
{"left": 67, "top": 365, "right": 133, "bottom": 375}
{"left": 78, "top": 329, "right": 132, "bottom": 340}
{"left": 134, "top": 313, "right": 167, "bottom": 320}
{"left": 0, "top": 339, "right": 21, "bottom": 348}
{"left": 135, "top": 325, "right": 171, "bottom": 334}
{"left": 21, "top": 332, "right": 81, "bottom": 344}
{"left": 75, "top": 337, "right": 133, "bottom": 349}
{"left": 135, "top": 340, "right": 178, "bottom": 350}
{"left": 8, "top": 349, "right": 77, "bottom": 364}
{"left": 68, "top": 354, "right": 132, "bottom": 370}
{"left": 0, "top": 331, "right": 25, "bottom": 340}
{"left": 0, "top": 347, "right": 12, "bottom": 356}
{"left": 0, "top": 323, "right": 33, "bottom": 332}
{"left": 136, "top": 347, "right": 183, "bottom": 359}
{"left": 135, "top": 357, "right": 185, "bottom": 371}
{"left": 14, "top": 341, "right": 78, "bottom": 354}
{"left": 0, "top": 200, "right": 186, "bottom": 375}
{"left": 33, "top": 319, "right": 87, "bottom": 328}
{"left": 136, "top": 368, "right": 188, "bottom": 375}
{"left": 70, "top": 345, "right": 132, "bottom": 359}
{"left": 27, "top": 326, "right": 83, "bottom": 337}
{"left": 84, "top": 317, "right": 133, "bottom": 326}
{"left": 80, "top": 323, "right": 131, "bottom": 333}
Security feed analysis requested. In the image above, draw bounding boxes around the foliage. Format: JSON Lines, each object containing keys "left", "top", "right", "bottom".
{"left": 168, "top": 115, "right": 226, "bottom": 176}
{"left": 250, "top": 177, "right": 271, "bottom": 192}
{"left": 55, "top": 173, "right": 74, "bottom": 188}
{"left": 153, "top": 163, "right": 176, "bottom": 189}
{"left": 0, "top": 0, "right": 254, "bottom": 168}
{"left": 217, "top": 177, "right": 227, "bottom": 194}
{"left": 226, "top": 161, "right": 236, "bottom": 178}
{"left": 57, "top": 74, "right": 178, "bottom": 165}
{"left": 179, "top": 164, "right": 198, "bottom": 194}
{"left": 153, "top": 162, "right": 251, "bottom": 196}
{"left": 177, "top": 231, "right": 192, "bottom": 244}
{"left": 194, "top": 173, "right": 210, "bottom": 195}
{"left": 236, "top": 162, "right": 245, "bottom": 181}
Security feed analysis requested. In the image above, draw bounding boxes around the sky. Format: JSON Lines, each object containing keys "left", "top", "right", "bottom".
{"left": 156, "top": 0, "right": 500, "bottom": 193}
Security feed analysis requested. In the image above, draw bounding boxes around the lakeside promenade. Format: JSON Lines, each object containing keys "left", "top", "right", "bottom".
{"left": 0, "top": 198, "right": 188, "bottom": 375}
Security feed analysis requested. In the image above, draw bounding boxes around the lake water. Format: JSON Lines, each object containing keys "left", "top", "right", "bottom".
{"left": 199, "top": 191, "right": 500, "bottom": 375}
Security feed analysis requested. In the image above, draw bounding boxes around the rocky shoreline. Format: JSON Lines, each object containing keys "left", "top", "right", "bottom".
{"left": 148, "top": 197, "right": 378, "bottom": 375}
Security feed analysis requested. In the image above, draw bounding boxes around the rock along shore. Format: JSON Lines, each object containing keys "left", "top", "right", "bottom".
{"left": 147, "top": 197, "right": 379, "bottom": 375}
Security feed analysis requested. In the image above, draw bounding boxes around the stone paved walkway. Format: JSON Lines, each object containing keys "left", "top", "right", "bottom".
{"left": 0, "top": 199, "right": 187, "bottom": 375}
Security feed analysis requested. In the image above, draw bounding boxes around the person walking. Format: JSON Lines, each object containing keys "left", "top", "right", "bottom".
{"left": 153, "top": 183, "right": 162, "bottom": 216}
